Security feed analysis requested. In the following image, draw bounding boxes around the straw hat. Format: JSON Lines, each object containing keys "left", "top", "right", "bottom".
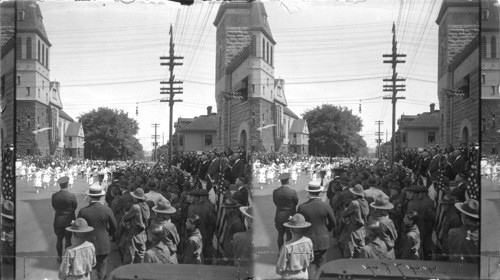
{"left": 86, "top": 183, "right": 105, "bottom": 196}
{"left": 305, "top": 180, "right": 324, "bottom": 192}
{"left": 283, "top": 213, "right": 311, "bottom": 228}
{"left": 66, "top": 218, "right": 94, "bottom": 233}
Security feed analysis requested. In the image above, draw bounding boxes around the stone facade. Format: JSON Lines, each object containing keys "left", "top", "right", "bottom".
{"left": 436, "top": 0, "right": 480, "bottom": 147}
{"left": 17, "top": 100, "right": 51, "bottom": 155}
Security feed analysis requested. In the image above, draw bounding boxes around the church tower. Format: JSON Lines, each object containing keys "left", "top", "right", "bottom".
{"left": 16, "top": 0, "right": 60, "bottom": 155}
{"left": 214, "top": 0, "right": 287, "bottom": 152}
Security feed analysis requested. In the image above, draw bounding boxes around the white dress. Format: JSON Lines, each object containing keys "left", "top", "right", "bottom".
{"left": 259, "top": 167, "right": 267, "bottom": 184}
{"left": 34, "top": 171, "right": 43, "bottom": 188}
{"left": 291, "top": 169, "right": 298, "bottom": 181}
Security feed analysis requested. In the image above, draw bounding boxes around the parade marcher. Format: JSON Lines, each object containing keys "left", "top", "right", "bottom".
{"left": 52, "top": 176, "right": 78, "bottom": 262}
{"left": 221, "top": 198, "right": 246, "bottom": 264}
{"left": 78, "top": 183, "right": 117, "bottom": 280}
{"left": 149, "top": 198, "right": 180, "bottom": 264}
{"left": 121, "top": 188, "right": 150, "bottom": 264}
{"left": 1, "top": 200, "right": 14, "bottom": 264}
{"left": 297, "top": 180, "right": 335, "bottom": 275}
{"left": 144, "top": 224, "right": 173, "bottom": 264}
{"left": 446, "top": 199, "right": 479, "bottom": 264}
{"left": 276, "top": 213, "right": 314, "bottom": 280}
{"left": 183, "top": 214, "right": 203, "bottom": 264}
{"left": 58, "top": 218, "right": 96, "bottom": 280}
{"left": 339, "top": 184, "right": 369, "bottom": 258}
{"left": 273, "top": 173, "right": 298, "bottom": 250}
{"left": 368, "top": 193, "right": 397, "bottom": 259}
{"left": 360, "top": 220, "right": 390, "bottom": 259}
{"left": 233, "top": 206, "right": 253, "bottom": 267}
{"left": 399, "top": 210, "right": 422, "bottom": 260}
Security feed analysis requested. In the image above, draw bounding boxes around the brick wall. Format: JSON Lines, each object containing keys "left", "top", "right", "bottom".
{"left": 482, "top": 99, "right": 500, "bottom": 153}
{"left": 17, "top": 100, "right": 50, "bottom": 155}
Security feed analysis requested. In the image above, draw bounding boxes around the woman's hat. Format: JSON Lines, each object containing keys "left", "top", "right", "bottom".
{"left": 305, "top": 180, "right": 324, "bottom": 192}
{"left": 349, "top": 184, "right": 365, "bottom": 197}
{"left": 86, "top": 183, "right": 105, "bottom": 196}
{"left": 283, "top": 213, "right": 311, "bottom": 228}
{"left": 130, "top": 188, "right": 146, "bottom": 200}
{"left": 1, "top": 200, "right": 14, "bottom": 220}
{"left": 370, "top": 193, "right": 394, "bottom": 210}
{"left": 455, "top": 199, "right": 479, "bottom": 219}
{"left": 153, "top": 198, "right": 176, "bottom": 214}
{"left": 66, "top": 218, "right": 94, "bottom": 233}
{"left": 240, "top": 206, "right": 254, "bottom": 220}
{"left": 222, "top": 197, "right": 241, "bottom": 208}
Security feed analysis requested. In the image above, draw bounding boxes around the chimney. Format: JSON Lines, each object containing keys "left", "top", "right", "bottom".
{"left": 430, "top": 103, "right": 435, "bottom": 113}
{"left": 207, "top": 106, "right": 212, "bottom": 116}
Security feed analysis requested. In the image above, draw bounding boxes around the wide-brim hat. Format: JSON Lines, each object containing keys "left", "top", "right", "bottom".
{"left": 153, "top": 199, "right": 177, "bottom": 214}
{"left": 283, "top": 213, "right": 311, "bottom": 228}
{"left": 66, "top": 218, "right": 94, "bottom": 233}
{"left": 439, "top": 194, "right": 456, "bottom": 204}
{"left": 455, "top": 199, "right": 479, "bottom": 219}
{"left": 305, "top": 179, "right": 324, "bottom": 192}
{"left": 222, "top": 197, "right": 241, "bottom": 208}
{"left": 279, "top": 173, "right": 290, "bottom": 180}
{"left": 240, "top": 206, "right": 253, "bottom": 220}
{"left": 350, "top": 184, "right": 365, "bottom": 197}
{"left": 130, "top": 188, "right": 146, "bottom": 200}
{"left": 370, "top": 193, "right": 394, "bottom": 210}
{"left": 1, "top": 200, "right": 14, "bottom": 220}
{"left": 86, "top": 183, "right": 106, "bottom": 196}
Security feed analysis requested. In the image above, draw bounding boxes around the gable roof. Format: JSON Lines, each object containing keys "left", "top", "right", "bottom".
{"left": 49, "top": 82, "right": 63, "bottom": 109}
{"left": 283, "top": 106, "right": 298, "bottom": 119}
{"left": 406, "top": 111, "right": 440, "bottom": 129}
{"left": 182, "top": 114, "right": 217, "bottom": 132}
{"left": 59, "top": 109, "right": 74, "bottom": 122}
{"left": 290, "top": 119, "right": 307, "bottom": 133}
{"left": 65, "top": 123, "right": 83, "bottom": 137}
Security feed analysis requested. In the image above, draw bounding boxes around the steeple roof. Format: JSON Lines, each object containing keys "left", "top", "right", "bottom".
{"left": 17, "top": 0, "right": 51, "bottom": 46}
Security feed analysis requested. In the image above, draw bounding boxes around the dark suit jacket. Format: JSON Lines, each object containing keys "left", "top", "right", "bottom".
{"left": 230, "top": 159, "right": 245, "bottom": 184}
{"left": 52, "top": 189, "right": 77, "bottom": 228}
{"left": 298, "top": 198, "right": 335, "bottom": 251}
{"left": 427, "top": 155, "right": 441, "bottom": 181}
{"left": 198, "top": 160, "right": 210, "bottom": 181}
{"left": 78, "top": 202, "right": 117, "bottom": 255}
{"left": 273, "top": 185, "right": 298, "bottom": 229}
{"left": 451, "top": 156, "right": 466, "bottom": 179}
{"left": 206, "top": 158, "right": 220, "bottom": 182}
{"left": 232, "top": 186, "right": 249, "bottom": 206}
{"left": 113, "top": 191, "right": 135, "bottom": 220}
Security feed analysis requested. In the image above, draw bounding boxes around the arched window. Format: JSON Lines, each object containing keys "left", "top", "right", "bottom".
{"left": 492, "top": 36, "right": 497, "bottom": 58}
{"left": 262, "top": 38, "right": 265, "bottom": 60}
{"left": 481, "top": 36, "right": 487, "bottom": 58}
{"left": 17, "top": 37, "right": 22, "bottom": 59}
{"left": 26, "top": 37, "right": 32, "bottom": 59}
{"left": 46, "top": 48, "right": 49, "bottom": 68}
{"left": 38, "top": 40, "right": 41, "bottom": 61}
{"left": 42, "top": 44, "right": 45, "bottom": 66}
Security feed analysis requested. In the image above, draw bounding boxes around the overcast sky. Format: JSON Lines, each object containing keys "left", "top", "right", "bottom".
{"left": 39, "top": 0, "right": 441, "bottom": 151}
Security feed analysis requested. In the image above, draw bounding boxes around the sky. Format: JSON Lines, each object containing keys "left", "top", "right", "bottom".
{"left": 38, "top": 0, "right": 441, "bottom": 151}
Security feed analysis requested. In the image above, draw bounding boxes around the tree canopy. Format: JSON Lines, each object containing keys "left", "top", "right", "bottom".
{"left": 78, "top": 107, "right": 144, "bottom": 160}
{"left": 303, "top": 104, "right": 367, "bottom": 157}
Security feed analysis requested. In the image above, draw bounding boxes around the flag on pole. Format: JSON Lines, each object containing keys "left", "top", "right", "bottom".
{"left": 433, "top": 161, "right": 447, "bottom": 249}
{"left": 214, "top": 157, "right": 229, "bottom": 259}
{"left": 466, "top": 161, "right": 479, "bottom": 200}
{"left": 1, "top": 147, "right": 15, "bottom": 202}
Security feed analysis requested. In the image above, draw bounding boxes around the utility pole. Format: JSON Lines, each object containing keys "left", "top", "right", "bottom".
{"left": 151, "top": 123, "right": 160, "bottom": 162}
{"left": 383, "top": 22, "right": 406, "bottom": 164}
{"left": 375, "top": 120, "right": 383, "bottom": 160}
{"left": 160, "top": 24, "right": 183, "bottom": 167}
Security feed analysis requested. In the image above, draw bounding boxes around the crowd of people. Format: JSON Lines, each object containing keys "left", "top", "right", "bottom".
{"left": 264, "top": 144, "right": 479, "bottom": 279}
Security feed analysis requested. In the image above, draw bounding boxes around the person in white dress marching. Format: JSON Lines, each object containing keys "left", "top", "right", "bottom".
{"left": 34, "top": 168, "right": 43, "bottom": 193}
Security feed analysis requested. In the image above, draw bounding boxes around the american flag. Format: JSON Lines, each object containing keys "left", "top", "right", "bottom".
{"left": 214, "top": 157, "right": 229, "bottom": 259}
{"left": 433, "top": 159, "right": 447, "bottom": 250}
{"left": 1, "top": 148, "right": 15, "bottom": 202}
{"left": 466, "top": 161, "right": 480, "bottom": 200}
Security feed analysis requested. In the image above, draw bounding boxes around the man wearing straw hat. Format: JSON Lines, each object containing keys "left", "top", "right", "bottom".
{"left": 233, "top": 206, "right": 253, "bottom": 267}
{"left": 58, "top": 218, "right": 96, "bottom": 280}
{"left": 276, "top": 213, "right": 314, "bottom": 279}
{"left": 273, "top": 172, "right": 298, "bottom": 250}
{"left": 78, "top": 183, "right": 117, "bottom": 280}
{"left": 122, "top": 188, "right": 150, "bottom": 264}
{"left": 368, "top": 193, "right": 398, "bottom": 259}
{"left": 446, "top": 199, "right": 479, "bottom": 263}
{"left": 52, "top": 176, "right": 78, "bottom": 262}
{"left": 297, "top": 179, "right": 335, "bottom": 275}
{"left": 149, "top": 198, "right": 180, "bottom": 264}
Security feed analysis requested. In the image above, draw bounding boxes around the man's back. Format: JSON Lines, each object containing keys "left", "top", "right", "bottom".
{"left": 52, "top": 190, "right": 77, "bottom": 227}
{"left": 78, "top": 202, "right": 117, "bottom": 255}
{"left": 298, "top": 198, "right": 335, "bottom": 251}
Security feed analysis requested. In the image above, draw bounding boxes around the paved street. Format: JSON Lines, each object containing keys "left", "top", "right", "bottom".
{"left": 15, "top": 176, "right": 121, "bottom": 280}
{"left": 481, "top": 178, "right": 500, "bottom": 279}
{"left": 251, "top": 172, "right": 341, "bottom": 280}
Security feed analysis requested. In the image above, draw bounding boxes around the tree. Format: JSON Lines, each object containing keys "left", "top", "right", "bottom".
{"left": 78, "top": 107, "right": 144, "bottom": 160}
{"left": 303, "top": 104, "right": 367, "bottom": 157}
